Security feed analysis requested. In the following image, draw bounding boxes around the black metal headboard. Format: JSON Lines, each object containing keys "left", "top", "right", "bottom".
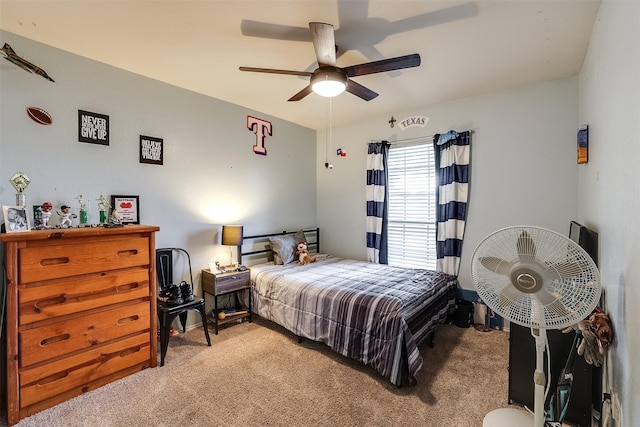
{"left": 240, "top": 228, "right": 319, "bottom": 265}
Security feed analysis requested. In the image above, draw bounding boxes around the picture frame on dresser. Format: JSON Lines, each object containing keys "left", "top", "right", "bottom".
{"left": 110, "top": 195, "right": 140, "bottom": 224}
{"left": 2, "top": 205, "right": 31, "bottom": 232}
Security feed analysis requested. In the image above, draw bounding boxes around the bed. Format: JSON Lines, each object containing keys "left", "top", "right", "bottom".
{"left": 240, "top": 228, "right": 458, "bottom": 387}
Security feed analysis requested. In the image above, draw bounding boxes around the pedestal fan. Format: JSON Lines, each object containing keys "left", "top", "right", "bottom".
{"left": 471, "top": 226, "right": 601, "bottom": 427}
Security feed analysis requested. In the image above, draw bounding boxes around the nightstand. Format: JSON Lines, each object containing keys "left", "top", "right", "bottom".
{"left": 201, "top": 269, "right": 252, "bottom": 334}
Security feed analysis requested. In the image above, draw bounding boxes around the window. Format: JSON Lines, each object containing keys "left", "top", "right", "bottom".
{"left": 387, "top": 141, "right": 437, "bottom": 269}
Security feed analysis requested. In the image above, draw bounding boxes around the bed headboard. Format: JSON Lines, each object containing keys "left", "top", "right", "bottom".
{"left": 240, "top": 228, "right": 320, "bottom": 266}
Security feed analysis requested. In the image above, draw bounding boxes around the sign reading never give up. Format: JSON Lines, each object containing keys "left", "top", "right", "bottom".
{"left": 78, "top": 110, "right": 109, "bottom": 145}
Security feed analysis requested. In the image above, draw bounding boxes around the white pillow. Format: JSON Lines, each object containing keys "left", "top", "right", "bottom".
{"left": 269, "top": 230, "right": 306, "bottom": 265}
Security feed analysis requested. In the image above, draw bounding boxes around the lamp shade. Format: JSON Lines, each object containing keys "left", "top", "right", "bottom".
{"left": 311, "top": 67, "right": 347, "bottom": 97}
{"left": 222, "top": 225, "right": 243, "bottom": 246}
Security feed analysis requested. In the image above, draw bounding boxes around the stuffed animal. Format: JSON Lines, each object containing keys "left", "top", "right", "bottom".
{"left": 562, "top": 306, "right": 613, "bottom": 367}
{"left": 296, "top": 241, "right": 316, "bottom": 265}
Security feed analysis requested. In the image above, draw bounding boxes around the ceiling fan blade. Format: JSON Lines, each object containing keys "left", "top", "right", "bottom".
{"left": 240, "top": 20, "right": 311, "bottom": 42}
{"left": 342, "top": 53, "right": 421, "bottom": 77}
{"left": 517, "top": 230, "right": 537, "bottom": 263}
{"left": 345, "top": 79, "right": 378, "bottom": 101}
{"left": 288, "top": 85, "right": 313, "bottom": 102}
{"left": 309, "top": 22, "right": 336, "bottom": 67}
{"left": 239, "top": 66, "right": 312, "bottom": 77}
{"left": 479, "top": 256, "right": 514, "bottom": 276}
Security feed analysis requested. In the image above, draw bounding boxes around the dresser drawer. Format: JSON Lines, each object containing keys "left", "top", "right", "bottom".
{"left": 20, "top": 301, "right": 151, "bottom": 367}
{"left": 212, "top": 272, "right": 250, "bottom": 295}
{"left": 19, "top": 268, "right": 150, "bottom": 325}
{"left": 19, "top": 237, "right": 150, "bottom": 283}
{"left": 19, "top": 333, "right": 150, "bottom": 409}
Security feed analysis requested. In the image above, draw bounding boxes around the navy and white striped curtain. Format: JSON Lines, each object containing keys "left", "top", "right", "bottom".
{"left": 434, "top": 131, "right": 471, "bottom": 276}
{"left": 366, "top": 141, "right": 390, "bottom": 264}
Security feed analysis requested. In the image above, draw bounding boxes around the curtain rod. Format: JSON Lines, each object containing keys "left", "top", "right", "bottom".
{"left": 367, "top": 130, "right": 474, "bottom": 145}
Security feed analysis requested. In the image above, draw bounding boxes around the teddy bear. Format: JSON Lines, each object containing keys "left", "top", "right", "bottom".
{"left": 296, "top": 241, "right": 316, "bottom": 265}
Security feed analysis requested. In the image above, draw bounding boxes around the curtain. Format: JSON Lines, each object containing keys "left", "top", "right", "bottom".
{"left": 366, "top": 141, "right": 390, "bottom": 263}
{"left": 434, "top": 131, "right": 471, "bottom": 275}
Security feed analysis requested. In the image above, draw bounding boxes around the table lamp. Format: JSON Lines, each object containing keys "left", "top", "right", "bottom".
{"left": 222, "top": 225, "right": 243, "bottom": 269}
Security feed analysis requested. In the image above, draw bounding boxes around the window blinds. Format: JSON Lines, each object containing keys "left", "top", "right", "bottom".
{"left": 387, "top": 142, "right": 437, "bottom": 270}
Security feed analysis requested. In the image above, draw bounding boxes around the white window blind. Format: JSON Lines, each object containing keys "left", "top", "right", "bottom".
{"left": 387, "top": 141, "right": 437, "bottom": 269}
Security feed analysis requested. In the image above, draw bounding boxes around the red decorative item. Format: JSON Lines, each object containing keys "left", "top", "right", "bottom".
{"left": 26, "top": 106, "right": 52, "bottom": 125}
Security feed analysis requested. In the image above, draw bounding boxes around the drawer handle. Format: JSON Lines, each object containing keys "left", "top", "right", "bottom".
{"left": 40, "top": 257, "right": 70, "bottom": 266}
{"left": 38, "top": 370, "right": 69, "bottom": 385}
{"left": 34, "top": 295, "right": 67, "bottom": 312}
{"left": 117, "top": 315, "right": 139, "bottom": 325}
{"left": 116, "top": 283, "right": 140, "bottom": 293}
{"left": 119, "top": 346, "right": 142, "bottom": 357}
{"left": 117, "top": 249, "right": 139, "bottom": 257}
{"left": 40, "top": 333, "right": 70, "bottom": 346}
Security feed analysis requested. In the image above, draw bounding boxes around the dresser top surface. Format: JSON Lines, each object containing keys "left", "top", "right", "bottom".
{"left": 0, "top": 224, "right": 160, "bottom": 242}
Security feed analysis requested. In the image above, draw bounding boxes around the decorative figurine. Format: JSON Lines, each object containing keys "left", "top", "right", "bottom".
{"left": 96, "top": 195, "right": 111, "bottom": 224}
{"left": 58, "top": 204, "right": 77, "bottom": 228}
{"left": 107, "top": 208, "right": 123, "bottom": 228}
{"left": 38, "top": 202, "right": 53, "bottom": 228}
{"left": 75, "top": 194, "right": 88, "bottom": 225}
{"left": 9, "top": 171, "right": 31, "bottom": 206}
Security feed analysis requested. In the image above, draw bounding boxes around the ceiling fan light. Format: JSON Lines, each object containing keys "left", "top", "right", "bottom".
{"left": 311, "top": 68, "right": 347, "bottom": 97}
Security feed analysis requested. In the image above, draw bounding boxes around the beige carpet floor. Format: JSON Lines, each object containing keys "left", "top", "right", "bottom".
{"left": 6, "top": 317, "right": 511, "bottom": 426}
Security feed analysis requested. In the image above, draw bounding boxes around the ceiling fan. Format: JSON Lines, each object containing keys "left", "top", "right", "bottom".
{"left": 239, "top": 22, "right": 421, "bottom": 102}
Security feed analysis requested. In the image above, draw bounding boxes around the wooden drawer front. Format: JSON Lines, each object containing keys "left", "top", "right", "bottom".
{"left": 19, "top": 237, "right": 150, "bottom": 283}
{"left": 19, "top": 269, "right": 150, "bottom": 325}
{"left": 20, "top": 333, "right": 150, "bottom": 409}
{"left": 215, "top": 273, "right": 250, "bottom": 294}
{"left": 20, "top": 302, "right": 150, "bottom": 367}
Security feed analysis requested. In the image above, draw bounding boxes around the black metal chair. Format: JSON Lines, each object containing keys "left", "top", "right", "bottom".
{"left": 156, "top": 248, "right": 211, "bottom": 366}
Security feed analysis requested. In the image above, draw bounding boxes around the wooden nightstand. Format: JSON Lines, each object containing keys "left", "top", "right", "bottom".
{"left": 201, "top": 269, "right": 252, "bottom": 334}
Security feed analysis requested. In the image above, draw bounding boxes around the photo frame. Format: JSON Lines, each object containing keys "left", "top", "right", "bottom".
{"left": 139, "top": 135, "right": 163, "bottom": 165}
{"left": 110, "top": 195, "right": 140, "bottom": 224}
{"left": 3, "top": 205, "right": 31, "bottom": 232}
{"left": 577, "top": 125, "right": 588, "bottom": 164}
{"left": 78, "top": 109, "right": 110, "bottom": 145}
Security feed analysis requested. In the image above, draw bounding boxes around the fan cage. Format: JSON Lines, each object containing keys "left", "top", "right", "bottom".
{"left": 471, "top": 226, "right": 601, "bottom": 329}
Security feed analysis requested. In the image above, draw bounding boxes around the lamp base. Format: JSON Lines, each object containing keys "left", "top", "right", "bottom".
{"left": 483, "top": 408, "right": 534, "bottom": 427}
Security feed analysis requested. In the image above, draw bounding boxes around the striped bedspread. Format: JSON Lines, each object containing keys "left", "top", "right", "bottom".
{"left": 249, "top": 254, "right": 458, "bottom": 386}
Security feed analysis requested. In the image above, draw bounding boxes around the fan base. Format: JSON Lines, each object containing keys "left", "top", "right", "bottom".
{"left": 483, "top": 408, "right": 534, "bottom": 427}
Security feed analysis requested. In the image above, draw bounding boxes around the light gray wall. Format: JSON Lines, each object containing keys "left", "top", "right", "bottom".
{"left": 578, "top": 1, "right": 639, "bottom": 424}
{"left": 0, "top": 31, "right": 316, "bottom": 316}
{"left": 316, "top": 77, "right": 580, "bottom": 292}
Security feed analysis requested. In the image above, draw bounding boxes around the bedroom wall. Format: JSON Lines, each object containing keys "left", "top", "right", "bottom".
{"left": 316, "top": 77, "right": 580, "bottom": 293}
{"left": 578, "top": 1, "right": 640, "bottom": 424}
{"left": 0, "top": 31, "right": 317, "bottom": 316}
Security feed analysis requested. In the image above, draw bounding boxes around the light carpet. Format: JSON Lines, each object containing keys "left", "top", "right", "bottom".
{"left": 6, "top": 317, "right": 510, "bottom": 426}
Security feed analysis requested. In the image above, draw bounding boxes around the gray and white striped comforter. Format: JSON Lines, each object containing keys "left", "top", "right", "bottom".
{"left": 250, "top": 254, "right": 457, "bottom": 386}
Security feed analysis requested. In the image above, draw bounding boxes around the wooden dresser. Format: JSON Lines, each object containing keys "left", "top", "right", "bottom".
{"left": 0, "top": 225, "right": 159, "bottom": 425}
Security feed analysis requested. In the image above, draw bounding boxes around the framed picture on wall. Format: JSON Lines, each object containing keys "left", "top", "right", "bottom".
{"left": 78, "top": 110, "right": 110, "bottom": 145}
{"left": 139, "top": 135, "right": 163, "bottom": 165}
{"left": 110, "top": 195, "right": 140, "bottom": 224}
{"left": 577, "top": 125, "right": 588, "bottom": 164}
{"left": 3, "top": 205, "right": 31, "bottom": 232}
